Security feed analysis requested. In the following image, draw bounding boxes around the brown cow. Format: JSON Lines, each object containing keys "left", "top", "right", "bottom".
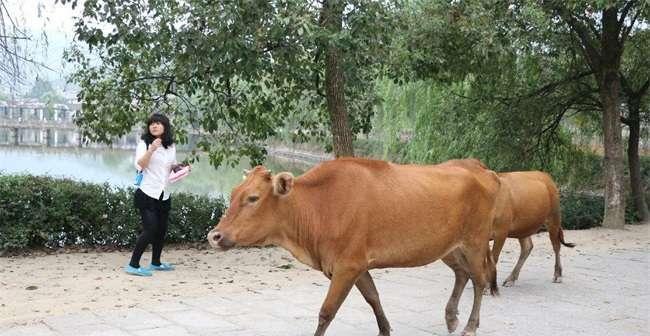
{"left": 208, "top": 158, "right": 500, "bottom": 336}
{"left": 491, "top": 171, "right": 575, "bottom": 286}
{"left": 441, "top": 159, "right": 575, "bottom": 285}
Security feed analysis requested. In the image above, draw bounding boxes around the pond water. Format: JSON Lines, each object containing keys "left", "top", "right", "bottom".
{"left": 0, "top": 146, "right": 306, "bottom": 198}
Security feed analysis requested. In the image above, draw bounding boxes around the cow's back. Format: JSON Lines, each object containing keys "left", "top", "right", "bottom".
{"left": 299, "top": 158, "right": 498, "bottom": 269}
{"left": 498, "top": 171, "right": 559, "bottom": 237}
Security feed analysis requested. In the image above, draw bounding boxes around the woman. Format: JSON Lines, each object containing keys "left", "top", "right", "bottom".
{"left": 125, "top": 113, "right": 181, "bottom": 276}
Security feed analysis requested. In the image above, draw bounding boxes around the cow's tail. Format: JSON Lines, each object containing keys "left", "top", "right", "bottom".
{"left": 544, "top": 176, "right": 575, "bottom": 249}
{"left": 558, "top": 225, "right": 576, "bottom": 248}
{"left": 549, "top": 208, "right": 575, "bottom": 249}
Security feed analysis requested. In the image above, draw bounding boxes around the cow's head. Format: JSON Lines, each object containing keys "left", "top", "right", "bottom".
{"left": 207, "top": 166, "right": 294, "bottom": 250}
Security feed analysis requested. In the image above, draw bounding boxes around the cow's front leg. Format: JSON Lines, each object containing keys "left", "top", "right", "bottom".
{"left": 314, "top": 267, "right": 362, "bottom": 336}
{"left": 355, "top": 271, "right": 391, "bottom": 336}
{"left": 442, "top": 253, "right": 469, "bottom": 333}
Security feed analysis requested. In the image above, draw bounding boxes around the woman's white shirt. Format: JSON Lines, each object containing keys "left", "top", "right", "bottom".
{"left": 134, "top": 140, "right": 176, "bottom": 200}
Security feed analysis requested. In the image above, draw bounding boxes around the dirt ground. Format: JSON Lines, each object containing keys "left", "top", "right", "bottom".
{"left": 1, "top": 223, "right": 648, "bottom": 327}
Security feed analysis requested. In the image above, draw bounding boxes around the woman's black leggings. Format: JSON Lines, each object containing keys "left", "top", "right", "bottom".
{"left": 129, "top": 189, "right": 171, "bottom": 268}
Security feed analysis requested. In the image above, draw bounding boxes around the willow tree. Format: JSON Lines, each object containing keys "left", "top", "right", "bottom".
{"left": 59, "top": 0, "right": 397, "bottom": 165}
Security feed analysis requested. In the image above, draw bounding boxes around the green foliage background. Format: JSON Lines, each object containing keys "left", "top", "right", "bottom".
{"left": 0, "top": 1, "right": 646, "bottom": 252}
{"left": 0, "top": 174, "right": 225, "bottom": 250}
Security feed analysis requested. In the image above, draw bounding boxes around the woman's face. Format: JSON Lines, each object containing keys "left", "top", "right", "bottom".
{"left": 149, "top": 122, "right": 165, "bottom": 138}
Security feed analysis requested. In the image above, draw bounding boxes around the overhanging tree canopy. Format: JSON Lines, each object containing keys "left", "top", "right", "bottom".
{"left": 396, "top": 0, "right": 648, "bottom": 227}
{"left": 61, "top": 0, "right": 398, "bottom": 166}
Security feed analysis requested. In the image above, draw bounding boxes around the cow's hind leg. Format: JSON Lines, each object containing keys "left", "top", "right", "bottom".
{"left": 355, "top": 271, "right": 391, "bottom": 336}
{"left": 547, "top": 211, "right": 575, "bottom": 283}
{"left": 314, "top": 266, "right": 362, "bottom": 336}
{"left": 503, "top": 237, "right": 533, "bottom": 287}
{"left": 548, "top": 224, "right": 563, "bottom": 283}
{"left": 460, "top": 247, "right": 491, "bottom": 336}
{"left": 442, "top": 252, "right": 470, "bottom": 334}
{"left": 491, "top": 236, "right": 506, "bottom": 268}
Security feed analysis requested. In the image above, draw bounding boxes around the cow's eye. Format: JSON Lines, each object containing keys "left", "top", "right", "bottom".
{"left": 247, "top": 195, "right": 259, "bottom": 203}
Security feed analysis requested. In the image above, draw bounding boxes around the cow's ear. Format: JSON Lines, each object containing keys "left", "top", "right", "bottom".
{"left": 272, "top": 172, "right": 294, "bottom": 196}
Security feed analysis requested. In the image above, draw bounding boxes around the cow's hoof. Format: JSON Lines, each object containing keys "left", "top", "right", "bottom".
{"left": 446, "top": 317, "right": 459, "bottom": 333}
{"left": 461, "top": 329, "right": 476, "bottom": 336}
{"left": 502, "top": 279, "right": 515, "bottom": 287}
{"left": 553, "top": 276, "right": 562, "bottom": 283}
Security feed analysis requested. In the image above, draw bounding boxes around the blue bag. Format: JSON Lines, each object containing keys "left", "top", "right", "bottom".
{"left": 134, "top": 142, "right": 149, "bottom": 186}
{"left": 134, "top": 171, "right": 143, "bottom": 186}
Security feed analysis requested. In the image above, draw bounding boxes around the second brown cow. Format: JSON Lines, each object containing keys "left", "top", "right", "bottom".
{"left": 491, "top": 171, "right": 575, "bottom": 286}
{"left": 441, "top": 159, "right": 575, "bottom": 286}
{"left": 208, "top": 158, "right": 500, "bottom": 336}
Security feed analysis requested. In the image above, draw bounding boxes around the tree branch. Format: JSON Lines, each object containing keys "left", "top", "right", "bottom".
{"left": 618, "top": 0, "right": 637, "bottom": 31}
{"left": 619, "top": 1, "right": 637, "bottom": 25}
{"left": 126, "top": 75, "right": 175, "bottom": 84}
{"left": 544, "top": 2, "right": 601, "bottom": 69}
{"left": 620, "top": 73, "right": 650, "bottom": 99}
{"left": 620, "top": 2, "right": 640, "bottom": 45}
{"left": 565, "top": 16, "right": 601, "bottom": 69}
{"left": 0, "top": 47, "right": 58, "bottom": 73}
{"left": 621, "top": 115, "right": 631, "bottom": 125}
{"left": 524, "top": 70, "right": 593, "bottom": 98}
{"left": 0, "top": 35, "right": 30, "bottom": 40}
{"left": 640, "top": 79, "right": 650, "bottom": 97}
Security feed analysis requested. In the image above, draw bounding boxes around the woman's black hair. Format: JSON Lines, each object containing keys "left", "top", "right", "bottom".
{"left": 141, "top": 113, "right": 174, "bottom": 149}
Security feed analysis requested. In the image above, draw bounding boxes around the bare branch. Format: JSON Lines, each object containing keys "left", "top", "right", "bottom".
{"left": 0, "top": 35, "right": 29, "bottom": 40}
{"left": 0, "top": 47, "right": 57, "bottom": 72}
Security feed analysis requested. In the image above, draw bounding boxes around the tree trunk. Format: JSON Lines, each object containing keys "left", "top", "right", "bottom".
{"left": 599, "top": 68, "right": 626, "bottom": 229}
{"left": 627, "top": 99, "right": 649, "bottom": 222}
{"left": 596, "top": 8, "right": 626, "bottom": 229}
{"left": 322, "top": 0, "right": 354, "bottom": 158}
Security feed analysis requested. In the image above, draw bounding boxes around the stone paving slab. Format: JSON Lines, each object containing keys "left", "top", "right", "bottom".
{"left": 2, "top": 229, "right": 649, "bottom": 336}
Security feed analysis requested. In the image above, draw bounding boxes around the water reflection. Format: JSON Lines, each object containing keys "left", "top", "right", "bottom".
{"left": 0, "top": 146, "right": 307, "bottom": 198}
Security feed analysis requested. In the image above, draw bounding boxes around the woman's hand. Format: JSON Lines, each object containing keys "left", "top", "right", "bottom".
{"left": 171, "top": 163, "right": 192, "bottom": 173}
{"left": 149, "top": 138, "right": 162, "bottom": 152}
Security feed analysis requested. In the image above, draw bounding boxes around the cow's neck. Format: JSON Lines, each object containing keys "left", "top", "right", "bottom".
{"left": 274, "top": 191, "right": 323, "bottom": 271}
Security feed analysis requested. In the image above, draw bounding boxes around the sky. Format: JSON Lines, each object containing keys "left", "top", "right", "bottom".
{"left": 3, "top": 0, "right": 82, "bottom": 96}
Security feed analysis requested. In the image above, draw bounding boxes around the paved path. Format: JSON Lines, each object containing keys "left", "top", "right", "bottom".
{"left": 1, "top": 227, "right": 648, "bottom": 336}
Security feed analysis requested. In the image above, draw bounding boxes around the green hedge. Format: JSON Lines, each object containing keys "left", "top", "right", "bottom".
{"left": 0, "top": 173, "right": 643, "bottom": 250}
{"left": 555, "top": 189, "right": 646, "bottom": 230}
{"left": 0, "top": 174, "right": 225, "bottom": 250}
{"left": 560, "top": 191, "right": 603, "bottom": 230}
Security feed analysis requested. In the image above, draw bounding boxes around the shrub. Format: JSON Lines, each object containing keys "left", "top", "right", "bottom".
{"left": 559, "top": 188, "right": 647, "bottom": 230}
{"left": 0, "top": 174, "right": 225, "bottom": 250}
{"left": 560, "top": 190, "right": 603, "bottom": 230}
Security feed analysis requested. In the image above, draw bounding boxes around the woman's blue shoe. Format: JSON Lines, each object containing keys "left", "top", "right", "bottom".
{"left": 147, "top": 262, "right": 175, "bottom": 271}
{"left": 124, "top": 265, "right": 153, "bottom": 276}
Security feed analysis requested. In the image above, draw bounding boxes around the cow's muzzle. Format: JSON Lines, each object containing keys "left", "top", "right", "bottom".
{"left": 207, "top": 230, "right": 235, "bottom": 250}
